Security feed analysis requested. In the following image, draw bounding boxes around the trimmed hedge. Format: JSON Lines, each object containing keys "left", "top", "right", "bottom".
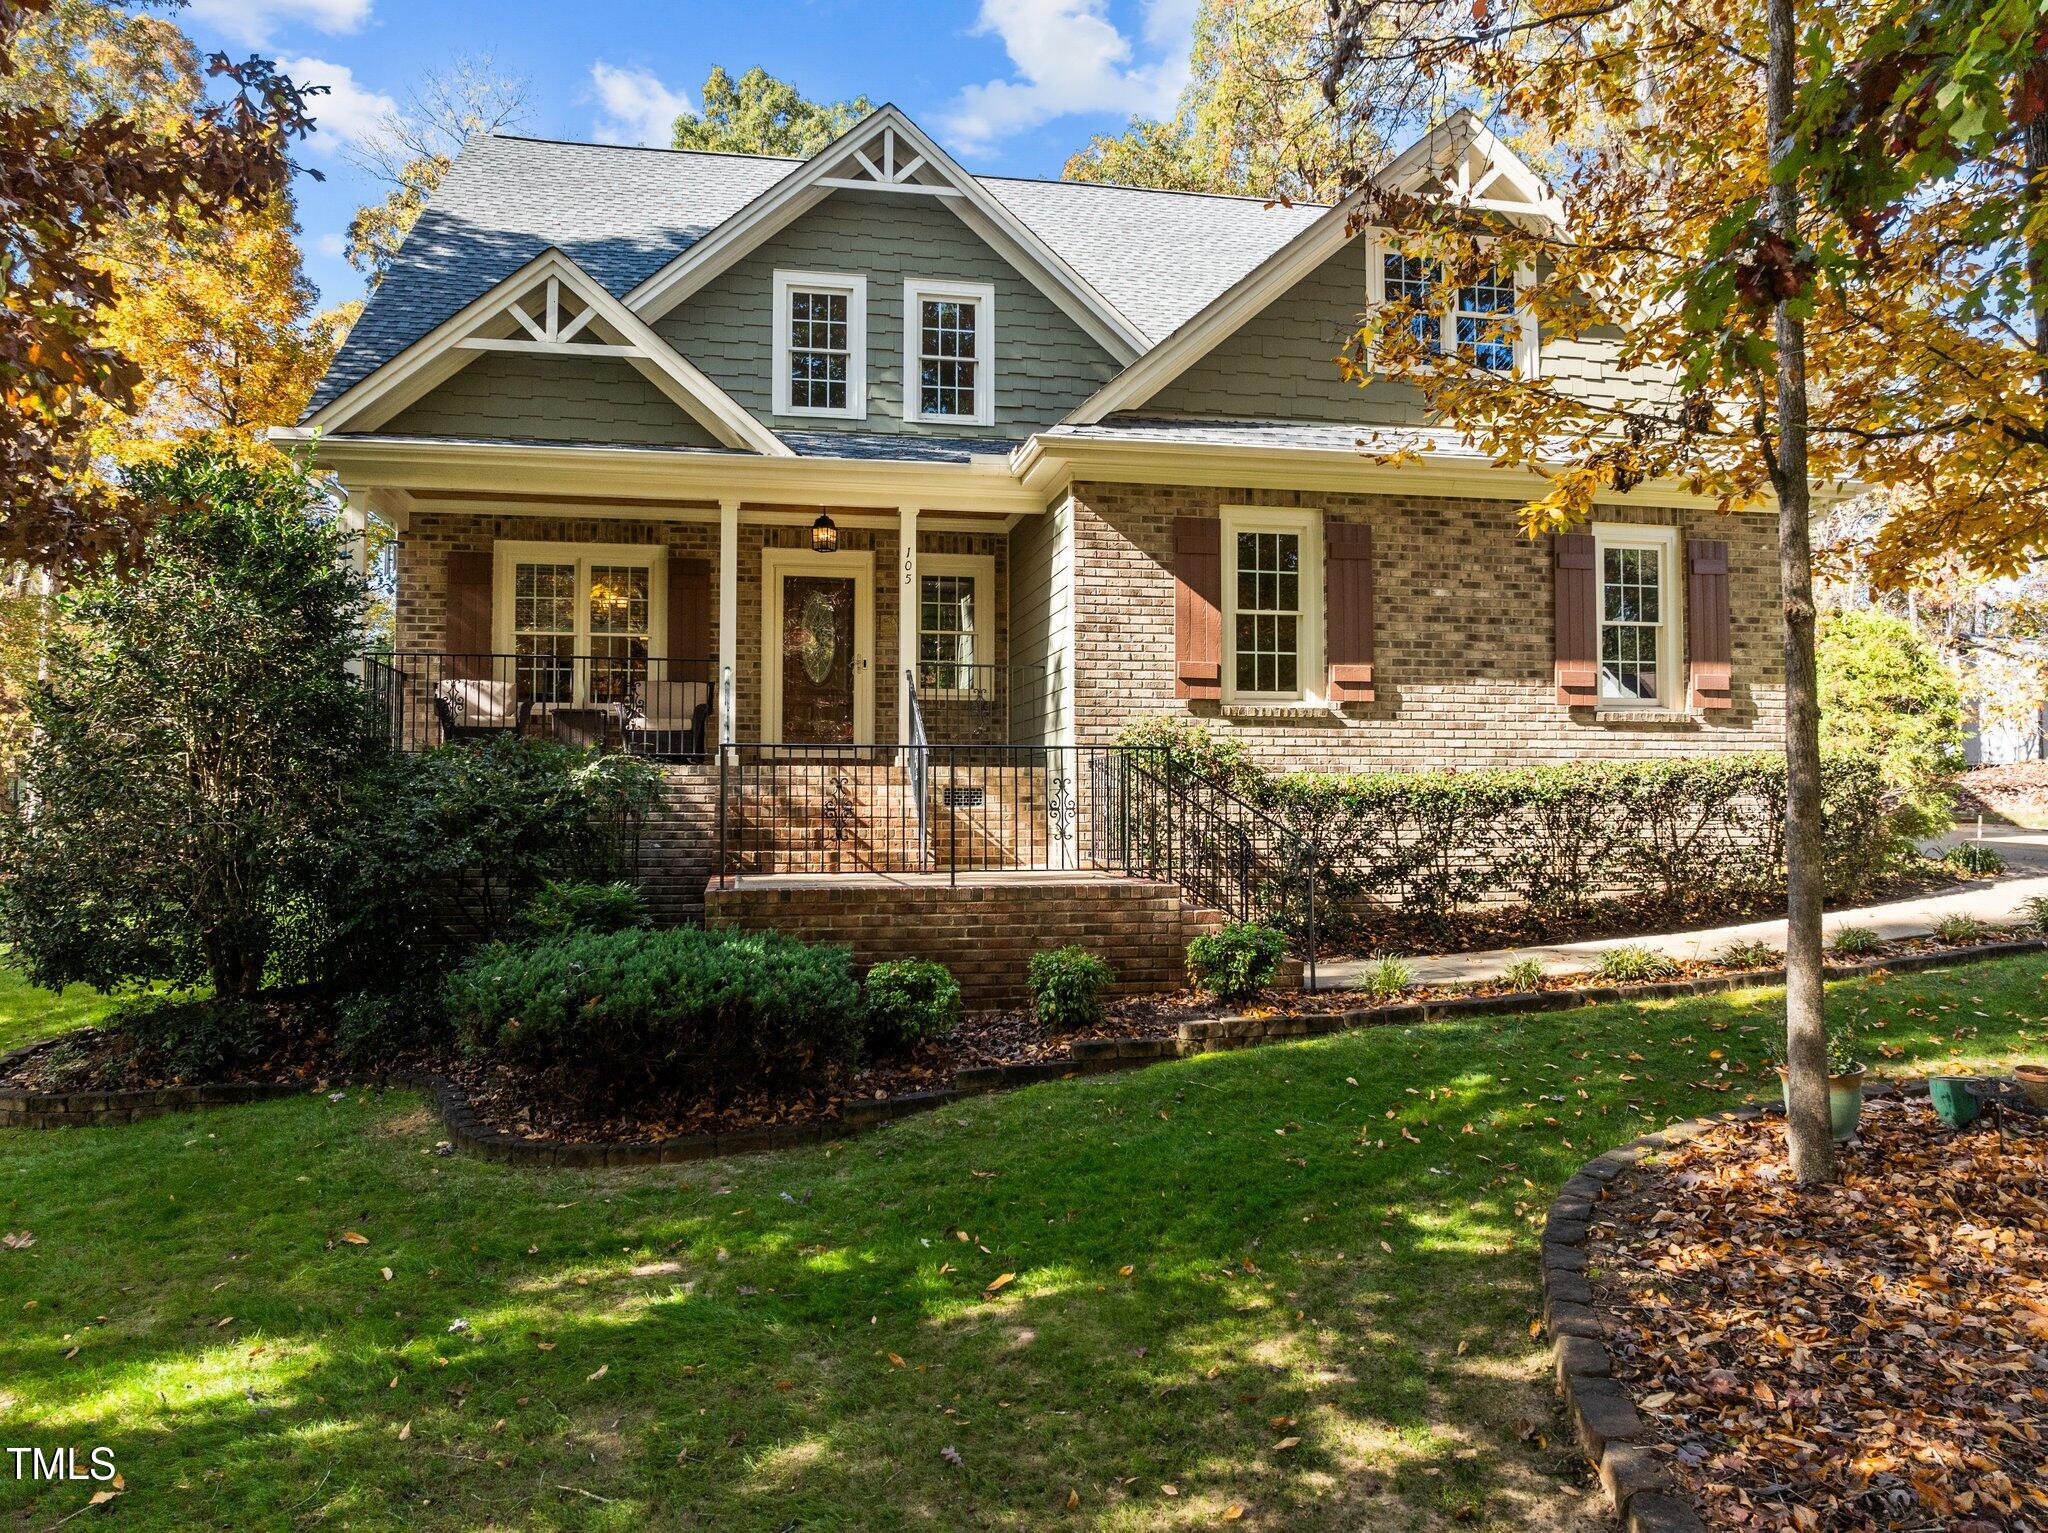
{"left": 447, "top": 927, "right": 861, "bottom": 1102}
{"left": 1115, "top": 722, "right": 1899, "bottom": 943}
{"left": 862, "top": 958, "right": 964, "bottom": 1051}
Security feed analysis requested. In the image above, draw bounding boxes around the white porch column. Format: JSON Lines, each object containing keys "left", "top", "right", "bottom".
{"left": 718, "top": 498, "right": 740, "bottom": 747}
{"left": 897, "top": 503, "right": 919, "bottom": 745}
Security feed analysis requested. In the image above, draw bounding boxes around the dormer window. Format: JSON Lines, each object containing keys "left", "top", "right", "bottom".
{"left": 904, "top": 280, "right": 994, "bottom": 427}
{"left": 1373, "top": 246, "right": 1530, "bottom": 374}
{"left": 773, "top": 270, "right": 866, "bottom": 419}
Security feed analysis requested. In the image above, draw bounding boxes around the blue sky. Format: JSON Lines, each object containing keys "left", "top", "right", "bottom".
{"left": 177, "top": 0, "right": 1200, "bottom": 307}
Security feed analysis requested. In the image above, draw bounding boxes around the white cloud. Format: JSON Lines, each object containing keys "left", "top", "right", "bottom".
{"left": 275, "top": 56, "right": 398, "bottom": 155}
{"left": 943, "top": 0, "right": 1192, "bottom": 150}
{"left": 185, "top": 0, "right": 374, "bottom": 48}
{"left": 588, "top": 62, "right": 694, "bottom": 148}
{"left": 315, "top": 231, "right": 349, "bottom": 259}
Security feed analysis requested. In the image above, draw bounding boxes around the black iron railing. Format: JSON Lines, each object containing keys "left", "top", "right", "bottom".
{"left": 911, "top": 662, "right": 1034, "bottom": 746}
{"left": 360, "top": 652, "right": 715, "bottom": 757}
{"left": 713, "top": 741, "right": 1318, "bottom": 986}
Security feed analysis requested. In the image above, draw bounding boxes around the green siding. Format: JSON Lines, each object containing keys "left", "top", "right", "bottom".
{"left": 1147, "top": 238, "right": 1674, "bottom": 422}
{"left": 1008, "top": 494, "right": 1072, "bottom": 747}
{"left": 383, "top": 349, "right": 725, "bottom": 448}
{"left": 658, "top": 189, "right": 1119, "bottom": 440}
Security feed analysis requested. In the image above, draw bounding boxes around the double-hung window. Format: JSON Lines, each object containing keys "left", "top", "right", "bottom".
{"left": 773, "top": 270, "right": 866, "bottom": 418}
{"left": 904, "top": 280, "right": 994, "bottom": 426}
{"left": 914, "top": 553, "right": 996, "bottom": 697}
{"left": 1376, "top": 245, "right": 1529, "bottom": 373}
{"left": 1222, "top": 506, "right": 1323, "bottom": 703}
{"left": 495, "top": 543, "right": 664, "bottom": 707}
{"left": 1593, "top": 523, "right": 1681, "bottom": 707}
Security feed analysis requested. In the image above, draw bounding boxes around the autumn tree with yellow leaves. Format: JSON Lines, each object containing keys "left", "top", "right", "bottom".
{"left": 1317, "top": 0, "right": 2048, "bottom": 1180}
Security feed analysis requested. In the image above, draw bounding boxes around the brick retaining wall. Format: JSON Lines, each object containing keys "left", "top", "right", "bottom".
{"left": 704, "top": 875, "right": 1221, "bottom": 1004}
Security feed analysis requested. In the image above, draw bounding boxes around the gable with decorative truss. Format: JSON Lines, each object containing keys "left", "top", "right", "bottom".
{"left": 626, "top": 105, "right": 1146, "bottom": 365}
{"left": 306, "top": 248, "right": 791, "bottom": 455}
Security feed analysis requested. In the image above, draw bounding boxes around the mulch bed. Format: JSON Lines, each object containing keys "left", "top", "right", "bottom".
{"left": 1955, "top": 762, "right": 2048, "bottom": 827}
{"left": 1587, "top": 1096, "right": 2048, "bottom": 1530}
{"left": 1, "top": 930, "right": 2035, "bottom": 1146}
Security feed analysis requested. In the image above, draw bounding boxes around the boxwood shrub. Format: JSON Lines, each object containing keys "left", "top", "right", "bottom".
{"left": 446, "top": 926, "right": 861, "bottom": 1102}
{"left": 1027, "top": 946, "right": 1114, "bottom": 1032}
{"left": 1185, "top": 921, "right": 1288, "bottom": 1004}
{"left": 862, "top": 958, "right": 964, "bottom": 1051}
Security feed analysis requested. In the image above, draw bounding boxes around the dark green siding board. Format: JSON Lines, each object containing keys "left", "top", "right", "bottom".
{"left": 383, "top": 349, "right": 724, "bottom": 448}
{"left": 657, "top": 189, "right": 1119, "bottom": 441}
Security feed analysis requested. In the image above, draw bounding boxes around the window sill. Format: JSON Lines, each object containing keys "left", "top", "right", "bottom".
{"left": 1586, "top": 706, "right": 1699, "bottom": 726}
{"left": 1219, "top": 701, "right": 1333, "bottom": 721}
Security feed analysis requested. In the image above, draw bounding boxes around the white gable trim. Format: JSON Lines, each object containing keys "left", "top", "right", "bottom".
{"left": 305, "top": 248, "right": 793, "bottom": 457}
{"left": 623, "top": 105, "right": 1146, "bottom": 364}
{"left": 1062, "top": 110, "right": 1563, "bottom": 426}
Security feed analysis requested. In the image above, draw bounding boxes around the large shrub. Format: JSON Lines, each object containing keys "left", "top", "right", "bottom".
{"left": 321, "top": 736, "right": 663, "bottom": 970}
{"left": 0, "top": 448, "right": 380, "bottom": 998}
{"left": 1817, "top": 608, "right": 1963, "bottom": 837}
{"left": 446, "top": 926, "right": 861, "bottom": 1102}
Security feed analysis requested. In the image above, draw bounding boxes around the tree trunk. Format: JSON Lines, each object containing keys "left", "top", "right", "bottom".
{"left": 1767, "top": 0, "right": 1837, "bottom": 1183}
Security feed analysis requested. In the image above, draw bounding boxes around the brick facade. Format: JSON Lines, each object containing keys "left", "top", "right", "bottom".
{"left": 705, "top": 876, "right": 1221, "bottom": 1003}
{"left": 1066, "top": 481, "right": 1786, "bottom": 772}
{"left": 393, "top": 511, "right": 1007, "bottom": 742}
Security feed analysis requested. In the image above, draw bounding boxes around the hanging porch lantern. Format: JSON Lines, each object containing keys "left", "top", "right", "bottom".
{"left": 810, "top": 512, "right": 839, "bottom": 554}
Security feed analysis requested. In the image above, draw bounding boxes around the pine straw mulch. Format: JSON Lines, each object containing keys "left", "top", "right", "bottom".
{"left": 1587, "top": 1095, "right": 2048, "bottom": 1531}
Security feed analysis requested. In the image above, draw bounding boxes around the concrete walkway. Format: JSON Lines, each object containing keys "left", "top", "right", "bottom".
{"left": 1312, "top": 872, "right": 2048, "bottom": 991}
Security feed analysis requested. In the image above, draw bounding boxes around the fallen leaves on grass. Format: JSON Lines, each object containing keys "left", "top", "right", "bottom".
{"left": 1590, "top": 1097, "right": 2048, "bottom": 1530}
{"left": 1, "top": 1231, "right": 32, "bottom": 1251}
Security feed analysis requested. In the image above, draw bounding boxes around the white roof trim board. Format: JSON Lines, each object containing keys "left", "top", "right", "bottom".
{"left": 1062, "top": 109, "right": 1564, "bottom": 426}
{"left": 623, "top": 105, "right": 1149, "bottom": 363}
{"left": 306, "top": 247, "right": 792, "bottom": 457}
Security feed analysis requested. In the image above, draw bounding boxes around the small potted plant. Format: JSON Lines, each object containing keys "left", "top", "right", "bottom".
{"left": 2014, "top": 1063, "right": 2048, "bottom": 1111}
{"left": 1772, "top": 1025, "right": 1868, "bottom": 1142}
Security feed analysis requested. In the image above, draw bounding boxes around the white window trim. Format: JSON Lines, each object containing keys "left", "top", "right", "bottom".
{"left": 772, "top": 269, "right": 867, "bottom": 420}
{"left": 490, "top": 540, "right": 668, "bottom": 707}
{"left": 902, "top": 278, "right": 995, "bottom": 427}
{"left": 915, "top": 551, "right": 998, "bottom": 697}
{"left": 1221, "top": 505, "right": 1324, "bottom": 706}
{"left": 1591, "top": 522, "right": 1684, "bottom": 711}
{"left": 1363, "top": 230, "right": 1538, "bottom": 379}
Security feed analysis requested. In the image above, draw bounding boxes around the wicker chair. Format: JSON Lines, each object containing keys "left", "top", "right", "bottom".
{"left": 432, "top": 678, "right": 530, "bottom": 743}
{"left": 625, "top": 679, "right": 711, "bottom": 760}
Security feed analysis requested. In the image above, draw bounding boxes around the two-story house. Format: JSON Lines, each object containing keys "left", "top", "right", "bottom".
{"left": 282, "top": 105, "right": 1782, "bottom": 994}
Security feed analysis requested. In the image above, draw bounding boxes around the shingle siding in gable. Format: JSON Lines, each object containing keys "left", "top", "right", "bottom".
{"left": 1144, "top": 237, "right": 1678, "bottom": 423}
{"left": 380, "top": 349, "right": 724, "bottom": 448}
{"left": 656, "top": 189, "right": 1119, "bottom": 441}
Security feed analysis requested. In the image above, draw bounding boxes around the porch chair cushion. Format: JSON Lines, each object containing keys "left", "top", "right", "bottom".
{"left": 434, "top": 677, "right": 523, "bottom": 731}
{"left": 637, "top": 679, "right": 708, "bottom": 731}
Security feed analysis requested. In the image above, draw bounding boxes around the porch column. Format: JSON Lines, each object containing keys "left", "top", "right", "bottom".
{"left": 897, "top": 503, "right": 919, "bottom": 745}
{"left": 718, "top": 497, "right": 740, "bottom": 746}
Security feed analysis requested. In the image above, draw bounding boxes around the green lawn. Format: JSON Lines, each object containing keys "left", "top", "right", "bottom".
{"left": 3, "top": 956, "right": 2045, "bottom": 1531}
{"left": 0, "top": 963, "right": 129, "bottom": 1053}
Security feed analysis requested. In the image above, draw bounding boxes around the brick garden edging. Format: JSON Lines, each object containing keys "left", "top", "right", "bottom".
{"left": 0, "top": 1038, "right": 302, "bottom": 1128}
{"left": 1541, "top": 1081, "right": 1935, "bottom": 1531}
{"left": 5, "top": 940, "right": 2039, "bottom": 1164}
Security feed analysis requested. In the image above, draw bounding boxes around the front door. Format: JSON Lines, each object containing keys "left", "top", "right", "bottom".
{"left": 762, "top": 547, "right": 874, "bottom": 744}
{"left": 780, "top": 574, "right": 857, "bottom": 743}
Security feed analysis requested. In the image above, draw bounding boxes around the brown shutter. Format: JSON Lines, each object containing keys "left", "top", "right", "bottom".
{"left": 1554, "top": 532, "right": 1598, "bottom": 707}
{"left": 1324, "top": 520, "right": 1375, "bottom": 703}
{"left": 666, "top": 553, "right": 711, "bottom": 684}
{"left": 1174, "top": 516, "right": 1222, "bottom": 701}
{"left": 1687, "top": 538, "right": 1733, "bottom": 710}
{"left": 445, "top": 549, "right": 493, "bottom": 679}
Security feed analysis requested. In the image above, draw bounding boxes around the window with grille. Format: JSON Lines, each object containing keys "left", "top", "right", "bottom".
{"left": 1379, "top": 247, "right": 1524, "bottom": 372}
{"left": 513, "top": 561, "right": 577, "bottom": 704}
{"left": 587, "top": 565, "right": 650, "bottom": 705}
{"left": 904, "top": 281, "right": 993, "bottom": 425}
{"left": 774, "top": 271, "right": 865, "bottom": 418}
{"left": 1595, "top": 529, "right": 1678, "bottom": 706}
{"left": 1232, "top": 529, "right": 1302, "bottom": 696}
{"left": 918, "top": 572, "right": 977, "bottom": 692}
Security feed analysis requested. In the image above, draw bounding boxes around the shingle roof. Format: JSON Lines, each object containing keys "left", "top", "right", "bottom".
{"left": 310, "top": 133, "right": 1327, "bottom": 416}
{"left": 780, "top": 431, "right": 1018, "bottom": 463}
